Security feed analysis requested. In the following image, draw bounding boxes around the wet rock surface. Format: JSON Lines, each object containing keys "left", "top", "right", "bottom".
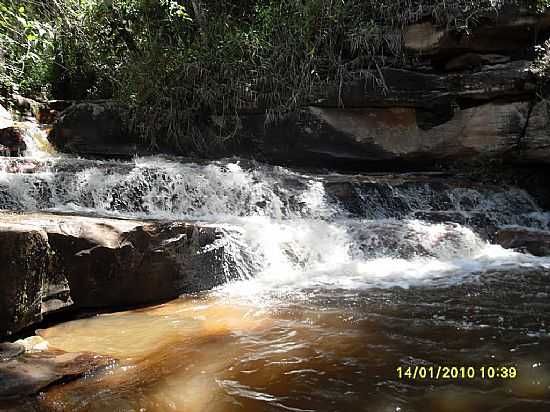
{"left": 0, "top": 212, "right": 229, "bottom": 338}
{"left": 43, "top": 215, "right": 228, "bottom": 309}
{"left": 0, "top": 337, "right": 114, "bottom": 401}
{"left": 495, "top": 227, "right": 550, "bottom": 256}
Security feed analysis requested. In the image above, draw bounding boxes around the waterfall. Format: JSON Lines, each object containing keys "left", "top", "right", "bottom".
{"left": 2, "top": 124, "right": 550, "bottom": 291}
{"left": 18, "top": 119, "right": 58, "bottom": 159}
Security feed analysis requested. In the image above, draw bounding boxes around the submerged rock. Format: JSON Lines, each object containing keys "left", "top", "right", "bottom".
{"left": 0, "top": 212, "right": 229, "bottom": 337}
{"left": 0, "top": 344, "right": 114, "bottom": 400}
{"left": 495, "top": 227, "right": 550, "bottom": 256}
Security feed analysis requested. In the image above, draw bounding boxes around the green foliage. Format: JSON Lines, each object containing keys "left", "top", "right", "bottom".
{"left": 0, "top": 1, "right": 55, "bottom": 96}
{"left": 1, "top": 0, "right": 541, "bottom": 154}
{"left": 532, "top": 39, "right": 550, "bottom": 92}
{"left": 537, "top": 0, "right": 550, "bottom": 12}
{"left": 105, "top": 0, "right": 511, "bottom": 154}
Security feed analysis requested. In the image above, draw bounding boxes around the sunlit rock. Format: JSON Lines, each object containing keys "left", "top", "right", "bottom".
{"left": 0, "top": 212, "right": 230, "bottom": 337}
{"left": 14, "top": 336, "right": 49, "bottom": 353}
{"left": 0, "top": 104, "right": 11, "bottom": 129}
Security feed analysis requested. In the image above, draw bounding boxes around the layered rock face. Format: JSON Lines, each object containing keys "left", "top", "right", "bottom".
{"left": 0, "top": 213, "right": 228, "bottom": 337}
{"left": 251, "top": 7, "right": 550, "bottom": 167}
{"left": 46, "top": 7, "right": 550, "bottom": 168}
{"left": 245, "top": 100, "right": 531, "bottom": 167}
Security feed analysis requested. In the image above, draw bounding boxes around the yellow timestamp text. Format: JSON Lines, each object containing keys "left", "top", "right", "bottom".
{"left": 396, "top": 365, "right": 518, "bottom": 380}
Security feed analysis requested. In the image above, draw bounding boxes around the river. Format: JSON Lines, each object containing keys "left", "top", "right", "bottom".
{"left": 1, "top": 121, "right": 550, "bottom": 411}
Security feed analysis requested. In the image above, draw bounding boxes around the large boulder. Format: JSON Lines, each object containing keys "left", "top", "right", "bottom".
{"left": 0, "top": 221, "right": 72, "bottom": 337}
{"left": 0, "top": 212, "right": 229, "bottom": 337}
{"left": 403, "top": 7, "right": 550, "bottom": 57}
{"left": 48, "top": 101, "right": 143, "bottom": 157}
{"left": 0, "top": 224, "right": 50, "bottom": 337}
{"left": 238, "top": 100, "right": 540, "bottom": 167}
{"left": 40, "top": 215, "right": 228, "bottom": 309}
{"left": 495, "top": 227, "right": 550, "bottom": 256}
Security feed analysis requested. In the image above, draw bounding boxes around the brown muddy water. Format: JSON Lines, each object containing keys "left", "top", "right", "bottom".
{"left": 17, "top": 268, "right": 550, "bottom": 412}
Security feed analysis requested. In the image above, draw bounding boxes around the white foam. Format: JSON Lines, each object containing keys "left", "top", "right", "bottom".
{"left": 18, "top": 120, "right": 59, "bottom": 159}
{"left": 2, "top": 128, "right": 550, "bottom": 295}
{"left": 217, "top": 217, "right": 550, "bottom": 297}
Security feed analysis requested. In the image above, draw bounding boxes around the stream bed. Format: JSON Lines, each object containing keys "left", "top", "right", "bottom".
{"left": 32, "top": 270, "right": 550, "bottom": 412}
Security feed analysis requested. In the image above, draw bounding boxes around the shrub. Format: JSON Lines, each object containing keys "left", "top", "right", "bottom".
{"left": 0, "top": 1, "right": 55, "bottom": 97}
{"left": 2, "top": 0, "right": 544, "bottom": 154}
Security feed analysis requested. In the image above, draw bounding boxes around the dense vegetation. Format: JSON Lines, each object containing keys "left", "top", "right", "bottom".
{"left": 0, "top": 0, "right": 548, "bottom": 153}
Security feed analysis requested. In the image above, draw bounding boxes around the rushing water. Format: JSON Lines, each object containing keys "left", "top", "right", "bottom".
{"left": 2, "top": 122, "right": 550, "bottom": 411}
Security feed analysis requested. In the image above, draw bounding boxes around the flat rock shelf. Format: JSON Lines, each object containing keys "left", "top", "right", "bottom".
{"left": 0, "top": 212, "right": 229, "bottom": 338}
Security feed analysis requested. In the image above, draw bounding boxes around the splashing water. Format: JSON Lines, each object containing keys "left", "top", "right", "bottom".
{"left": 2, "top": 121, "right": 550, "bottom": 412}
{"left": 1, "top": 136, "right": 550, "bottom": 290}
{"left": 16, "top": 119, "right": 58, "bottom": 159}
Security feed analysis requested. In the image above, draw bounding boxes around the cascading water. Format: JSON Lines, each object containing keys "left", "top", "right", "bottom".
{"left": 3, "top": 122, "right": 550, "bottom": 412}
{"left": 1, "top": 143, "right": 550, "bottom": 290}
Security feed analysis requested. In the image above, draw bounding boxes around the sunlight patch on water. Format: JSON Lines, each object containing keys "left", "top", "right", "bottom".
{"left": 35, "top": 278, "right": 550, "bottom": 412}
